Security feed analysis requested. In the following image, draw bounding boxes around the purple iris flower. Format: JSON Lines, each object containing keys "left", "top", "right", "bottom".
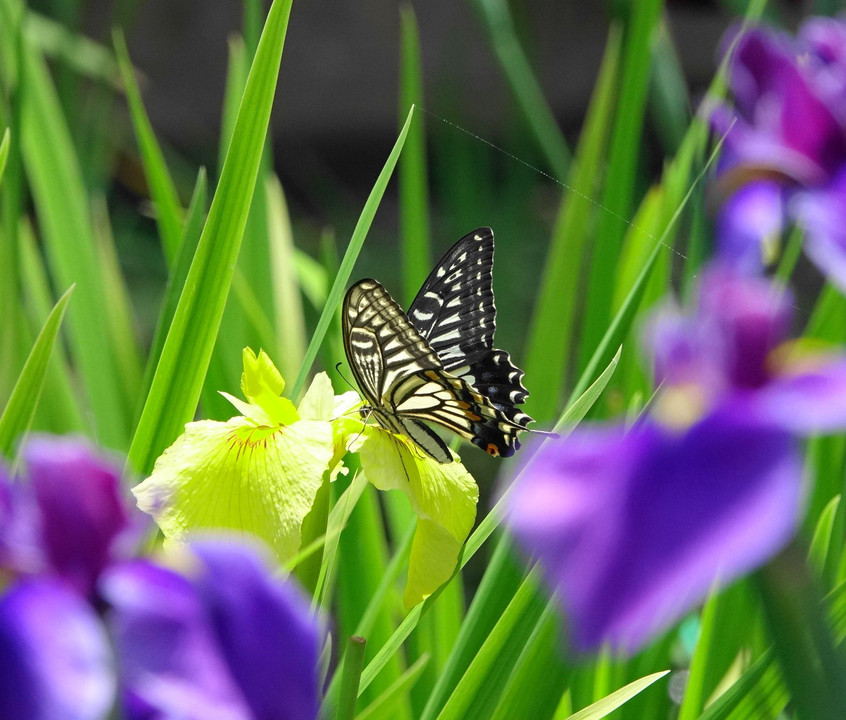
{"left": 504, "top": 267, "right": 846, "bottom": 654}
{"left": 0, "top": 436, "right": 323, "bottom": 720}
{"left": 0, "top": 437, "right": 128, "bottom": 720}
{"left": 712, "top": 18, "right": 846, "bottom": 287}
{"left": 102, "top": 541, "right": 323, "bottom": 720}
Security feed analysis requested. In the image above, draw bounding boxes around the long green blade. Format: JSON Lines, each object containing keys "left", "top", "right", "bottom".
{"left": 398, "top": 4, "right": 431, "bottom": 307}
{"left": 0, "top": 0, "right": 127, "bottom": 448}
{"left": 523, "top": 24, "right": 621, "bottom": 423}
{"left": 127, "top": 0, "right": 294, "bottom": 475}
{"left": 113, "top": 29, "right": 183, "bottom": 265}
{"left": 564, "top": 671, "right": 669, "bottom": 720}
{"left": 290, "top": 106, "right": 414, "bottom": 399}
{"left": 0, "top": 285, "right": 73, "bottom": 461}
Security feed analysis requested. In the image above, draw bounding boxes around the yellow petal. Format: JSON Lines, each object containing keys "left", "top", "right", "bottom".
{"left": 240, "top": 348, "right": 298, "bottom": 426}
{"left": 359, "top": 428, "right": 478, "bottom": 608}
{"left": 133, "top": 416, "right": 334, "bottom": 563}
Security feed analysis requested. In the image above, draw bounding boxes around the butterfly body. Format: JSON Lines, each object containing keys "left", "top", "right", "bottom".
{"left": 342, "top": 229, "right": 532, "bottom": 463}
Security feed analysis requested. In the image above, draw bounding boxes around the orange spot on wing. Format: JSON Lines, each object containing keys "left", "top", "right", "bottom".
{"left": 486, "top": 443, "right": 500, "bottom": 456}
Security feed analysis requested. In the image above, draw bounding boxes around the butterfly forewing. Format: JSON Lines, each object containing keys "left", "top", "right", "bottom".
{"left": 408, "top": 227, "right": 531, "bottom": 431}
{"left": 408, "top": 228, "right": 496, "bottom": 368}
{"left": 343, "top": 279, "right": 441, "bottom": 403}
{"left": 343, "top": 278, "right": 526, "bottom": 463}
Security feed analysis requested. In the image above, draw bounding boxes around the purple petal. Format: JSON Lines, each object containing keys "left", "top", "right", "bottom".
{"left": 24, "top": 436, "right": 129, "bottom": 596}
{"left": 754, "top": 358, "right": 846, "bottom": 435}
{"left": 715, "top": 181, "right": 784, "bottom": 275}
{"left": 191, "top": 540, "right": 322, "bottom": 720}
{"left": 800, "top": 18, "right": 846, "bottom": 118}
{"left": 697, "top": 267, "right": 792, "bottom": 389}
{"left": 645, "top": 304, "right": 726, "bottom": 393}
{"left": 793, "top": 172, "right": 846, "bottom": 293}
{"left": 0, "top": 579, "right": 114, "bottom": 720}
{"left": 506, "top": 410, "right": 801, "bottom": 654}
{"left": 101, "top": 559, "right": 252, "bottom": 720}
{"left": 731, "top": 30, "right": 846, "bottom": 176}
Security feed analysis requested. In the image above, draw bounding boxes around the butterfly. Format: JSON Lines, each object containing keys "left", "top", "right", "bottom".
{"left": 342, "top": 227, "right": 534, "bottom": 464}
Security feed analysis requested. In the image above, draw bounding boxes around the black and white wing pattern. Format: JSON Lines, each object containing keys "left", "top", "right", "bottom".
{"left": 342, "top": 279, "right": 527, "bottom": 464}
{"left": 407, "top": 228, "right": 531, "bottom": 431}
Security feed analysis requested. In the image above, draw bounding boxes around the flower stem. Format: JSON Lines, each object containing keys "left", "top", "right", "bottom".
{"left": 336, "top": 635, "right": 367, "bottom": 720}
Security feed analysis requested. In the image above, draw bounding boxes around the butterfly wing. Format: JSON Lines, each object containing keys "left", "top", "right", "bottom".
{"left": 343, "top": 279, "right": 526, "bottom": 463}
{"left": 407, "top": 228, "right": 531, "bottom": 431}
{"left": 408, "top": 227, "right": 496, "bottom": 367}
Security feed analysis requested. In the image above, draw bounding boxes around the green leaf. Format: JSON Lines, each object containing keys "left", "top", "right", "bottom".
{"left": 418, "top": 536, "right": 526, "bottom": 720}
{"left": 523, "top": 24, "right": 622, "bottom": 423}
{"left": 398, "top": 4, "right": 431, "bottom": 308}
{"left": 357, "top": 654, "right": 431, "bottom": 720}
{"left": 139, "top": 168, "right": 208, "bottom": 407}
{"left": 0, "top": 285, "right": 73, "bottom": 462}
{"left": 698, "top": 650, "right": 784, "bottom": 720}
{"left": 113, "top": 29, "right": 183, "bottom": 265}
{"left": 266, "top": 174, "right": 306, "bottom": 383}
{"left": 471, "top": 0, "right": 570, "bottom": 180}
{"left": 577, "top": 0, "right": 664, "bottom": 371}
{"left": 16, "top": 225, "right": 85, "bottom": 435}
{"left": 25, "top": 12, "right": 120, "bottom": 88}
{"left": 809, "top": 496, "right": 841, "bottom": 576}
{"left": 0, "top": 127, "right": 9, "bottom": 186}
{"left": 0, "top": 0, "right": 128, "bottom": 448}
{"left": 434, "top": 571, "right": 547, "bottom": 720}
{"left": 337, "top": 635, "right": 367, "bottom": 720}
{"left": 290, "top": 107, "right": 414, "bottom": 399}
{"left": 91, "top": 196, "right": 144, "bottom": 420}
{"left": 554, "top": 346, "right": 621, "bottom": 434}
{"left": 563, "top": 671, "right": 669, "bottom": 720}
{"left": 127, "top": 0, "right": 294, "bottom": 475}
{"left": 488, "top": 603, "right": 569, "bottom": 720}
{"left": 756, "top": 549, "right": 846, "bottom": 720}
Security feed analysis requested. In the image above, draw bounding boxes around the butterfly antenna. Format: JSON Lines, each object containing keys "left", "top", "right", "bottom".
{"left": 335, "top": 362, "right": 357, "bottom": 392}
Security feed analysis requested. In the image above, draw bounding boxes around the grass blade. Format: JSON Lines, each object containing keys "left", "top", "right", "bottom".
{"left": 0, "top": 126, "right": 9, "bottom": 184}
{"left": 0, "top": 285, "right": 73, "bottom": 461}
{"left": 113, "top": 29, "right": 183, "bottom": 265}
{"left": 127, "top": 0, "right": 294, "bottom": 475}
{"left": 577, "top": 0, "right": 664, "bottom": 370}
{"left": 290, "top": 106, "right": 414, "bottom": 399}
{"left": 1, "top": 0, "right": 128, "bottom": 448}
{"left": 398, "top": 4, "right": 431, "bottom": 307}
{"left": 434, "top": 570, "right": 546, "bottom": 720}
{"left": 471, "top": 0, "right": 571, "bottom": 180}
{"left": 523, "top": 24, "right": 622, "bottom": 424}
{"left": 267, "top": 174, "right": 306, "bottom": 382}
{"left": 564, "top": 671, "right": 669, "bottom": 720}
{"left": 357, "top": 654, "right": 431, "bottom": 720}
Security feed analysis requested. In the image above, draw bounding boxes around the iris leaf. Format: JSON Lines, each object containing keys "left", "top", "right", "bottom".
{"left": 0, "top": 285, "right": 73, "bottom": 462}
{"left": 127, "top": 0, "right": 294, "bottom": 475}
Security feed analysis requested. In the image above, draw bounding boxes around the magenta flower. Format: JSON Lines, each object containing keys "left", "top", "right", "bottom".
{"left": 712, "top": 18, "right": 846, "bottom": 286}
{"left": 504, "top": 267, "right": 846, "bottom": 654}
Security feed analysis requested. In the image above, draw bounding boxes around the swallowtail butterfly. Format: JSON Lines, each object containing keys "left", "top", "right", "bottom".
{"left": 342, "top": 228, "right": 533, "bottom": 464}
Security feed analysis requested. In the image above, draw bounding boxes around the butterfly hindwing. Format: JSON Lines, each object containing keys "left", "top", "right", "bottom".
{"left": 343, "top": 278, "right": 526, "bottom": 463}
